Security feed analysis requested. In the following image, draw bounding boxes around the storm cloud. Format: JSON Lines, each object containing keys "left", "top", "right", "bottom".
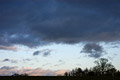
{"left": 0, "top": 0, "right": 120, "bottom": 47}
{"left": 81, "top": 43, "right": 106, "bottom": 58}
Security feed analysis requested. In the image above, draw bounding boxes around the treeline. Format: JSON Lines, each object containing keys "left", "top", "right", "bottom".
{"left": 64, "top": 58, "right": 120, "bottom": 77}
{"left": 11, "top": 73, "right": 29, "bottom": 76}
{"left": 11, "top": 58, "right": 120, "bottom": 77}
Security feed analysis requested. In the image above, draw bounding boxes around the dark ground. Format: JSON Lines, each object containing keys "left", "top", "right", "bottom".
{"left": 0, "top": 76, "right": 120, "bottom": 80}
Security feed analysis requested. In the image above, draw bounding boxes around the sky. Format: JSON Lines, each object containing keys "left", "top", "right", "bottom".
{"left": 0, "top": 0, "right": 120, "bottom": 76}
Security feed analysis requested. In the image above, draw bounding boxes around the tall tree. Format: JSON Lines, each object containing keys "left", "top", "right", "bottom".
{"left": 93, "top": 58, "right": 114, "bottom": 75}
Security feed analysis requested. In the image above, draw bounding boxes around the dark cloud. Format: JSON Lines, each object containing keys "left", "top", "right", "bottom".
{"left": 33, "top": 49, "right": 52, "bottom": 57}
{"left": 0, "top": 66, "right": 17, "bottom": 70}
{"left": 43, "top": 49, "right": 52, "bottom": 57}
{"left": 2, "top": 59, "right": 18, "bottom": 63}
{"left": 2, "top": 59, "right": 10, "bottom": 62}
{"left": 81, "top": 43, "right": 106, "bottom": 58}
{"left": 33, "top": 51, "right": 40, "bottom": 56}
{"left": 0, "top": 0, "right": 120, "bottom": 47}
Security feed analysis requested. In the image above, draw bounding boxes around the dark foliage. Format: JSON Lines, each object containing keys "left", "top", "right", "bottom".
{"left": 12, "top": 73, "right": 29, "bottom": 76}
{"left": 64, "top": 58, "right": 120, "bottom": 77}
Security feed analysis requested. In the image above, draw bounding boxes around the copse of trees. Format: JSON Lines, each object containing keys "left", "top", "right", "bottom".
{"left": 64, "top": 58, "right": 120, "bottom": 77}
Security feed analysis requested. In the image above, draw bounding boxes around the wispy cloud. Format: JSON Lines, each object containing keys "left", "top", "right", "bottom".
{"left": 33, "top": 49, "right": 52, "bottom": 57}
{"left": 54, "top": 60, "right": 65, "bottom": 66}
{"left": 0, "top": 46, "right": 17, "bottom": 51}
{"left": 2, "top": 59, "right": 18, "bottom": 63}
{"left": 0, "top": 66, "right": 68, "bottom": 76}
{"left": 42, "top": 63, "right": 51, "bottom": 67}
{"left": 0, "top": 66, "right": 18, "bottom": 76}
{"left": 23, "top": 59, "right": 32, "bottom": 62}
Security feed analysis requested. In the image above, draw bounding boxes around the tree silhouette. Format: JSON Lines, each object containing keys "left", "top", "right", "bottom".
{"left": 64, "top": 72, "right": 68, "bottom": 76}
{"left": 64, "top": 58, "right": 119, "bottom": 77}
{"left": 75, "top": 68, "right": 82, "bottom": 76}
{"left": 12, "top": 73, "right": 29, "bottom": 76}
{"left": 93, "top": 58, "right": 114, "bottom": 75}
{"left": 84, "top": 68, "right": 89, "bottom": 76}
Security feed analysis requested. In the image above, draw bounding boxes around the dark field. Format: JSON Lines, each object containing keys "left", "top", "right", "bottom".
{"left": 0, "top": 76, "right": 120, "bottom": 80}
